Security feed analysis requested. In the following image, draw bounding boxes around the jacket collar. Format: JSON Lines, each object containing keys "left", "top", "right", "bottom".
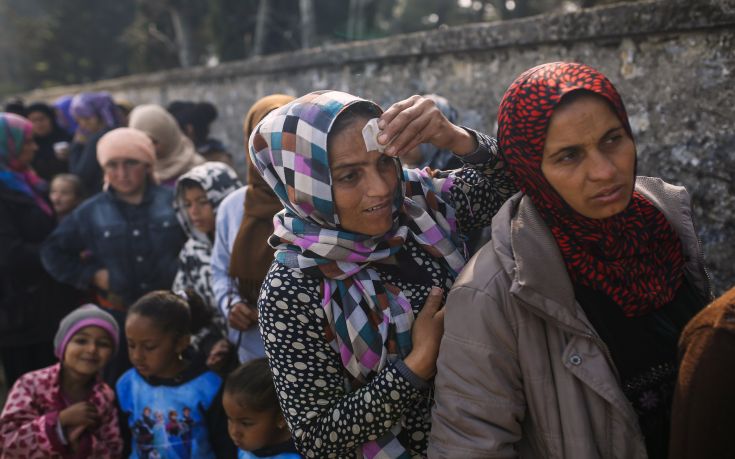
{"left": 498, "top": 176, "right": 710, "bottom": 331}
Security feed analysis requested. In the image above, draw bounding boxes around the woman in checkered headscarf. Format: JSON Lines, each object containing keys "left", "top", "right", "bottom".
{"left": 248, "top": 90, "right": 515, "bottom": 458}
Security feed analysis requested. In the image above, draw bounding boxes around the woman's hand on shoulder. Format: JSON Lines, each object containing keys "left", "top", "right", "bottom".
{"left": 378, "top": 95, "right": 477, "bottom": 158}
{"left": 404, "top": 286, "right": 445, "bottom": 380}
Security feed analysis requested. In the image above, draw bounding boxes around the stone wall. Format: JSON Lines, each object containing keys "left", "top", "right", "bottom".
{"left": 21, "top": 0, "right": 735, "bottom": 294}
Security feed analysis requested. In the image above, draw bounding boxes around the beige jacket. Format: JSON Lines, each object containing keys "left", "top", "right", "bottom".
{"left": 428, "top": 177, "right": 710, "bottom": 459}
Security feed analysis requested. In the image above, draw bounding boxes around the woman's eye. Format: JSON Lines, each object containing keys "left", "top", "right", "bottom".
{"left": 603, "top": 134, "right": 623, "bottom": 145}
{"left": 338, "top": 171, "right": 358, "bottom": 183}
{"left": 557, "top": 150, "right": 579, "bottom": 163}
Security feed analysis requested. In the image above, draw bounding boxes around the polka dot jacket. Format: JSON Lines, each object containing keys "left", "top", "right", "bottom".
{"left": 258, "top": 131, "right": 516, "bottom": 458}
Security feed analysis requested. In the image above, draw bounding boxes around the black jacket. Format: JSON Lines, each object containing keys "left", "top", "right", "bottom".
{"left": 0, "top": 185, "right": 80, "bottom": 346}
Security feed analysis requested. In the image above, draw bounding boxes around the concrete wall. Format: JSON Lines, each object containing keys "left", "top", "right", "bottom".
{"left": 21, "top": 0, "right": 735, "bottom": 294}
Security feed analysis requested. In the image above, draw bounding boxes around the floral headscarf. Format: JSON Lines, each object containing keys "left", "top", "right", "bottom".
{"left": 249, "top": 90, "right": 466, "bottom": 458}
{"left": 0, "top": 113, "right": 52, "bottom": 216}
{"left": 497, "top": 62, "right": 684, "bottom": 317}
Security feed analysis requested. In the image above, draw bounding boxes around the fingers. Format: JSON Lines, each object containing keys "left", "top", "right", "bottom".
{"left": 229, "top": 303, "right": 258, "bottom": 331}
{"left": 420, "top": 286, "right": 444, "bottom": 315}
{"left": 378, "top": 95, "right": 421, "bottom": 131}
{"left": 378, "top": 96, "right": 452, "bottom": 157}
{"left": 378, "top": 96, "right": 433, "bottom": 153}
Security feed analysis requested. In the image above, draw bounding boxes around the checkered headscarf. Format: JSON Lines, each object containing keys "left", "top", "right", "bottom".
{"left": 250, "top": 90, "right": 466, "bottom": 457}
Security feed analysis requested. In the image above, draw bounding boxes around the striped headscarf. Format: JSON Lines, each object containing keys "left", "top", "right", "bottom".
{"left": 497, "top": 62, "right": 684, "bottom": 317}
{"left": 250, "top": 90, "right": 465, "bottom": 457}
{"left": 0, "top": 113, "right": 52, "bottom": 216}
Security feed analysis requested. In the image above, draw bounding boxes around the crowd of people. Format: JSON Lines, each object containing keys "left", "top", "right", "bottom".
{"left": 0, "top": 62, "right": 731, "bottom": 459}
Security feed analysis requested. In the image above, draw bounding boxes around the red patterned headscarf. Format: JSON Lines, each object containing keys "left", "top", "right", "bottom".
{"left": 497, "top": 62, "right": 684, "bottom": 317}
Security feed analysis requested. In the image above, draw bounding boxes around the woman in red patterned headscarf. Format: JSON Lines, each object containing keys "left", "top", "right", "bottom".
{"left": 430, "top": 62, "right": 712, "bottom": 459}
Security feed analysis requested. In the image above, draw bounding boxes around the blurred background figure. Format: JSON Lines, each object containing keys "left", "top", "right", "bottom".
{"left": 114, "top": 98, "right": 135, "bottom": 126}
{"left": 69, "top": 92, "right": 125, "bottom": 193}
{"left": 25, "top": 102, "right": 72, "bottom": 181}
{"left": 669, "top": 285, "right": 735, "bottom": 459}
{"left": 167, "top": 100, "right": 233, "bottom": 166}
{"left": 172, "top": 161, "right": 242, "bottom": 371}
{"left": 49, "top": 173, "right": 85, "bottom": 221}
{"left": 3, "top": 98, "right": 26, "bottom": 117}
{"left": 211, "top": 94, "right": 294, "bottom": 365}
{"left": 52, "top": 95, "right": 79, "bottom": 137}
{"left": 0, "top": 113, "right": 80, "bottom": 387}
{"left": 129, "top": 104, "right": 206, "bottom": 187}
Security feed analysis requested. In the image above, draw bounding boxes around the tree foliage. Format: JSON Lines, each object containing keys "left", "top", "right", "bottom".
{"left": 0, "top": 0, "right": 637, "bottom": 97}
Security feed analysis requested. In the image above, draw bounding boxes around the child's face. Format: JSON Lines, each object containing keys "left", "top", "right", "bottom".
{"left": 50, "top": 178, "right": 80, "bottom": 216}
{"left": 125, "top": 313, "right": 189, "bottom": 379}
{"left": 182, "top": 186, "right": 215, "bottom": 234}
{"left": 63, "top": 326, "right": 114, "bottom": 377}
{"left": 223, "top": 392, "right": 287, "bottom": 452}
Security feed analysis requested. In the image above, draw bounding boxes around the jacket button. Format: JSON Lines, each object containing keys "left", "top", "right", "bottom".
{"left": 136, "top": 256, "right": 143, "bottom": 262}
{"left": 570, "top": 354, "right": 582, "bottom": 366}
{"left": 132, "top": 229, "right": 140, "bottom": 236}
{"left": 104, "top": 230, "right": 110, "bottom": 237}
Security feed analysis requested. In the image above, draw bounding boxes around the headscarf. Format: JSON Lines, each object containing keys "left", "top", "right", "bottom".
{"left": 70, "top": 92, "right": 123, "bottom": 136}
{"left": 228, "top": 94, "right": 294, "bottom": 303}
{"left": 129, "top": 104, "right": 205, "bottom": 183}
{"left": 250, "top": 90, "right": 466, "bottom": 457}
{"left": 416, "top": 94, "right": 462, "bottom": 170}
{"left": 174, "top": 161, "right": 242, "bottom": 244}
{"left": 53, "top": 95, "right": 78, "bottom": 136}
{"left": 0, "top": 113, "right": 52, "bottom": 216}
{"left": 173, "top": 162, "right": 243, "bottom": 308}
{"left": 497, "top": 62, "right": 684, "bottom": 317}
{"left": 97, "top": 128, "right": 156, "bottom": 169}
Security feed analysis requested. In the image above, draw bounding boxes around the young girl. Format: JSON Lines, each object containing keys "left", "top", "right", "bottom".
{"left": 49, "top": 173, "right": 84, "bottom": 221}
{"left": 0, "top": 304, "right": 123, "bottom": 458}
{"left": 116, "top": 290, "right": 235, "bottom": 458}
{"left": 222, "top": 359, "right": 301, "bottom": 459}
{"left": 172, "top": 162, "right": 242, "bottom": 370}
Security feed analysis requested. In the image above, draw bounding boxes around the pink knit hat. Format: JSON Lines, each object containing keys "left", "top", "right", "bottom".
{"left": 54, "top": 304, "right": 120, "bottom": 359}
{"left": 97, "top": 127, "right": 156, "bottom": 167}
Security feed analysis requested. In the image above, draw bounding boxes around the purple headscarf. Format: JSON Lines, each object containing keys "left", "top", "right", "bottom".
{"left": 53, "top": 95, "right": 78, "bottom": 136}
{"left": 70, "top": 92, "right": 122, "bottom": 135}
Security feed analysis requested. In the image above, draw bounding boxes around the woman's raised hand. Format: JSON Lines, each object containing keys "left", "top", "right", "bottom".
{"left": 404, "top": 286, "right": 445, "bottom": 381}
{"left": 378, "top": 95, "right": 477, "bottom": 158}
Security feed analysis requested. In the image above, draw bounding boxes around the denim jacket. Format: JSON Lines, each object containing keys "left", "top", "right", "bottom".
{"left": 41, "top": 183, "right": 185, "bottom": 307}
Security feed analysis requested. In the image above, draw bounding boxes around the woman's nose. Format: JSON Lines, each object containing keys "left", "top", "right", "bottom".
{"left": 365, "top": 168, "right": 393, "bottom": 197}
{"left": 586, "top": 150, "right": 617, "bottom": 181}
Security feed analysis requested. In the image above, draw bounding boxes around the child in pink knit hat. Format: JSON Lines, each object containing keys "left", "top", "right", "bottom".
{"left": 0, "top": 304, "right": 123, "bottom": 458}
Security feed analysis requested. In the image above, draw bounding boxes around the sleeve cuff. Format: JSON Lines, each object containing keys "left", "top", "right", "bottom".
{"left": 56, "top": 419, "right": 69, "bottom": 445}
{"left": 393, "top": 359, "right": 431, "bottom": 392}
{"left": 455, "top": 127, "right": 498, "bottom": 165}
